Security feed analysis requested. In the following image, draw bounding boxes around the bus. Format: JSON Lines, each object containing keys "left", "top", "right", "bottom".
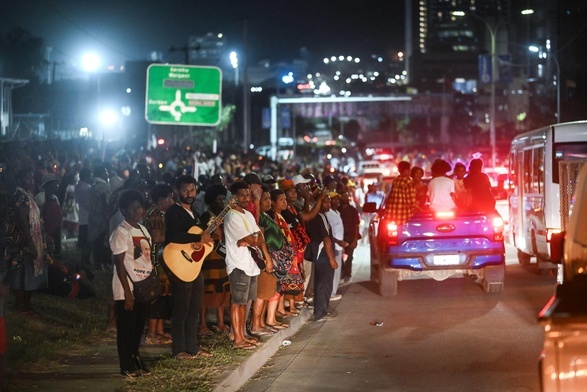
{"left": 508, "top": 121, "right": 587, "bottom": 268}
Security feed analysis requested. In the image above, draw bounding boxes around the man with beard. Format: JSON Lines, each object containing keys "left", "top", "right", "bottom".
{"left": 164, "top": 175, "right": 213, "bottom": 359}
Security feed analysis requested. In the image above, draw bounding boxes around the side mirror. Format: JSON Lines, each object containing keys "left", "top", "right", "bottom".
{"left": 549, "top": 231, "right": 566, "bottom": 263}
{"left": 362, "top": 202, "right": 378, "bottom": 213}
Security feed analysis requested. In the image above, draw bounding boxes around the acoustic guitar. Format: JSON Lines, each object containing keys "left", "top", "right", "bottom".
{"left": 162, "top": 198, "right": 235, "bottom": 282}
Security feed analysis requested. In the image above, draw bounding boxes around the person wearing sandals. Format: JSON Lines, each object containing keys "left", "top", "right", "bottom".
{"left": 199, "top": 184, "right": 231, "bottom": 336}
{"left": 224, "top": 181, "right": 273, "bottom": 350}
{"left": 110, "top": 189, "right": 153, "bottom": 377}
{"left": 143, "top": 184, "right": 174, "bottom": 345}
{"left": 252, "top": 188, "right": 290, "bottom": 335}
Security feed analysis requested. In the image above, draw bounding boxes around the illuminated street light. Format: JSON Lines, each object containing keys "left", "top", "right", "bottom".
{"left": 81, "top": 53, "right": 101, "bottom": 73}
{"left": 230, "top": 51, "right": 239, "bottom": 85}
{"left": 529, "top": 45, "right": 561, "bottom": 121}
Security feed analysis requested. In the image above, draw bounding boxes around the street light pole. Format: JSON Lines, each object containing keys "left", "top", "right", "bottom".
{"left": 475, "top": 16, "right": 502, "bottom": 171}
{"left": 529, "top": 45, "right": 561, "bottom": 122}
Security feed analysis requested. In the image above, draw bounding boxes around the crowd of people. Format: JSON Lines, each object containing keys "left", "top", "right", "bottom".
{"left": 0, "top": 138, "right": 494, "bottom": 379}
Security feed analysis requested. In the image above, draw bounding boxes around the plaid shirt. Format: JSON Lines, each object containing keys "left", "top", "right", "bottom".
{"left": 384, "top": 175, "right": 416, "bottom": 225}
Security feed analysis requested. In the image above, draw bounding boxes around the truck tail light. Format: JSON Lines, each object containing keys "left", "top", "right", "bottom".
{"left": 492, "top": 216, "right": 504, "bottom": 241}
{"left": 382, "top": 220, "right": 399, "bottom": 245}
{"left": 546, "top": 228, "right": 561, "bottom": 242}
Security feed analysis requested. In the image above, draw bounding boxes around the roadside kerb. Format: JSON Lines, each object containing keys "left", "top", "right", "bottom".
{"left": 213, "top": 308, "right": 312, "bottom": 392}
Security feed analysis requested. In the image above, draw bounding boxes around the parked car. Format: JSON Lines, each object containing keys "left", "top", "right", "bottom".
{"left": 539, "top": 162, "right": 587, "bottom": 392}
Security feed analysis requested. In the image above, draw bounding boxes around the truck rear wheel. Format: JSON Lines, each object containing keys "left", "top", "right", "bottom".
{"left": 482, "top": 263, "right": 505, "bottom": 293}
{"left": 379, "top": 267, "right": 398, "bottom": 297}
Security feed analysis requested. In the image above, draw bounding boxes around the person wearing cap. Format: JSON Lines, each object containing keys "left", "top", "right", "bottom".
{"left": 262, "top": 174, "right": 277, "bottom": 190}
{"left": 291, "top": 174, "right": 312, "bottom": 212}
{"left": 428, "top": 159, "right": 456, "bottom": 212}
{"left": 305, "top": 195, "right": 338, "bottom": 321}
{"left": 324, "top": 192, "right": 347, "bottom": 301}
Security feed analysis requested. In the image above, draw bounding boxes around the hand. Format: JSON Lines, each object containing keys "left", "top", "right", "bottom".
{"left": 124, "top": 294, "right": 134, "bottom": 311}
{"left": 237, "top": 239, "right": 248, "bottom": 247}
{"left": 251, "top": 184, "right": 263, "bottom": 200}
{"left": 201, "top": 232, "right": 213, "bottom": 245}
{"left": 330, "top": 258, "right": 338, "bottom": 269}
{"left": 300, "top": 185, "right": 311, "bottom": 200}
{"left": 341, "top": 241, "right": 349, "bottom": 248}
{"left": 265, "top": 258, "right": 274, "bottom": 273}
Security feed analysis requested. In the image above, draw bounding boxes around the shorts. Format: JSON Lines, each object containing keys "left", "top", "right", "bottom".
{"left": 228, "top": 268, "right": 258, "bottom": 305}
{"left": 256, "top": 271, "right": 277, "bottom": 300}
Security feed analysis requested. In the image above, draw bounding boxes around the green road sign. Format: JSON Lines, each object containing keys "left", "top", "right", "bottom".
{"left": 145, "top": 64, "right": 222, "bottom": 126}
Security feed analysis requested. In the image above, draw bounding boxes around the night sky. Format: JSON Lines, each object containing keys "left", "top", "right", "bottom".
{"left": 1, "top": 0, "right": 405, "bottom": 71}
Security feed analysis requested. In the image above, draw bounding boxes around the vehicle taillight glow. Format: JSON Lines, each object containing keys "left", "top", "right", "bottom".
{"left": 385, "top": 221, "right": 399, "bottom": 245}
{"left": 546, "top": 228, "right": 561, "bottom": 242}
{"left": 492, "top": 216, "right": 504, "bottom": 241}
{"left": 435, "top": 210, "right": 456, "bottom": 219}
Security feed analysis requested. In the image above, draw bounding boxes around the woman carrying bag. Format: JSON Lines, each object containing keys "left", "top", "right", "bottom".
{"left": 110, "top": 189, "right": 154, "bottom": 378}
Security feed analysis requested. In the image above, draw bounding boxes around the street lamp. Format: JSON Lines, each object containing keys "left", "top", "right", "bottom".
{"left": 453, "top": 11, "right": 502, "bottom": 170}
{"left": 476, "top": 17, "right": 503, "bottom": 171}
{"left": 230, "top": 51, "right": 239, "bottom": 85}
{"left": 529, "top": 45, "right": 560, "bottom": 122}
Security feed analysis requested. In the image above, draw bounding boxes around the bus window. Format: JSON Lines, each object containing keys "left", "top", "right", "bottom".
{"left": 533, "top": 147, "right": 544, "bottom": 194}
{"left": 553, "top": 143, "right": 587, "bottom": 183}
{"left": 523, "top": 149, "right": 532, "bottom": 193}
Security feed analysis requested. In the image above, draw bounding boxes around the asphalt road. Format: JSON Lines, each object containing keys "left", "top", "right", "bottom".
{"left": 241, "top": 242, "right": 556, "bottom": 392}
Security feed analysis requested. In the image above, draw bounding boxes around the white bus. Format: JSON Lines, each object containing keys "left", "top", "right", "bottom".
{"left": 509, "top": 121, "right": 587, "bottom": 268}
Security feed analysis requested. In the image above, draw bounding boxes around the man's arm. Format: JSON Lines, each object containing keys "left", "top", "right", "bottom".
{"left": 301, "top": 191, "right": 326, "bottom": 222}
{"left": 322, "top": 236, "right": 338, "bottom": 270}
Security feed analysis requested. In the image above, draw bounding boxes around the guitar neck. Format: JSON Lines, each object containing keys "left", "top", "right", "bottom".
{"left": 205, "top": 200, "right": 233, "bottom": 235}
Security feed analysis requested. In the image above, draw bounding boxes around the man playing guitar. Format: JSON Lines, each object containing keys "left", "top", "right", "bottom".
{"left": 164, "top": 175, "right": 213, "bottom": 359}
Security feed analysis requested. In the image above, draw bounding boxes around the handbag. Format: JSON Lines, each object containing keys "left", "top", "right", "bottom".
{"left": 248, "top": 246, "right": 266, "bottom": 270}
{"left": 127, "top": 270, "right": 162, "bottom": 304}
{"left": 125, "top": 225, "right": 161, "bottom": 304}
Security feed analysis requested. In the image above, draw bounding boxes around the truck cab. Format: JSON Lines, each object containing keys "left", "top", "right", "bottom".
{"left": 539, "top": 162, "right": 587, "bottom": 391}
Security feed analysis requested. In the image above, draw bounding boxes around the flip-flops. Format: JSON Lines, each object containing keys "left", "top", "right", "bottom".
{"left": 267, "top": 322, "right": 288, "bottom": 330}
{"left": 251, "top": 328, "right": 274, "bottom": 336}
{"left": 233, "top": 342, "right": 257, "bottom": 350}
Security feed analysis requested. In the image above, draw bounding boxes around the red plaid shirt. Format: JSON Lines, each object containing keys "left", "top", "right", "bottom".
{"left": 384, "top": 175, "right": 416, "bottom": 225}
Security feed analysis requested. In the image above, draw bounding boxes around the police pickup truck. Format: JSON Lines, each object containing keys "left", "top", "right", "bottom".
{"left": 363, "top": 201, "right": 506, "bottom": 296}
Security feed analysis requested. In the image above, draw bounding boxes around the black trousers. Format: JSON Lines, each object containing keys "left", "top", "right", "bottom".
{"left": 115, "top": 300, "right": 149, "bottom": 373}
{"left": 313, "top": 262, "right": 334, "bottom": 320}
{"left": 169, "top": 274, "right": 203, "bottom": 356}
{"left": 343, "top": 244, "right": 356, "bottom": 278}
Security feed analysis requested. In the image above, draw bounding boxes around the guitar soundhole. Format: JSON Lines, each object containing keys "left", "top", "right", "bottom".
{"left": 191, "top": 247, "right": 205, "bottom": 262}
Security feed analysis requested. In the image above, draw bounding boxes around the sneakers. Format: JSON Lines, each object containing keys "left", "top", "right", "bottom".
{"left": 330, "top": 294, "right": 342, "bottom": 301}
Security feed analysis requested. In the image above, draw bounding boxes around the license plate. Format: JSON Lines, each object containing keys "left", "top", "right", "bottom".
{"left": 432, "top": 254, "right": 460, "bottom": 265}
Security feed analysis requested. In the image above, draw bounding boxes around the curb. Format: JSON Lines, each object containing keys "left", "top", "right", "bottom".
{"left": 213, "top": 308, "right": 312, "bottom": 392}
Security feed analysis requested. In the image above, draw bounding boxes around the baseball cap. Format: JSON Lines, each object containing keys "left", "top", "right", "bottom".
{"left": 262, "top": 174, "right": 277, "bottom": 184}
{"left": 279, "top": 179, "right": 296, "bottom": 191}
{"left": 292, "top": 174, "right": 311, "bottom": 186}
{"left": 328, "top": 191, "right": 340, "bottom": 199}
{"left": 243, "top": 172, "right": 262, "bottom": 185}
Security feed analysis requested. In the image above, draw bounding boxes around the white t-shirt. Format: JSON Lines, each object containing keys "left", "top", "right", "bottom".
{"left": 428, "top": 176, "right": 456, "bottom": 211}
{"left": 110, "top": 220, "right": 153, "bottom": 301}
{"left": 325, "top": 209, "right": 344, "bottom": 251}
{"left": 224, "top": 209, "right": 261, "bottom": 276}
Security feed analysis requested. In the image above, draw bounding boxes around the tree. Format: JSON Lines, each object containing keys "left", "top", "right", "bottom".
{"left": 0, "top": 27, "right": 46, "bottom": 80}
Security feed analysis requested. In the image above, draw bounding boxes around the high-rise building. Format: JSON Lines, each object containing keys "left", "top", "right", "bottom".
{"left": 408, "top": 0, "right": 510, "bottom": 92}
